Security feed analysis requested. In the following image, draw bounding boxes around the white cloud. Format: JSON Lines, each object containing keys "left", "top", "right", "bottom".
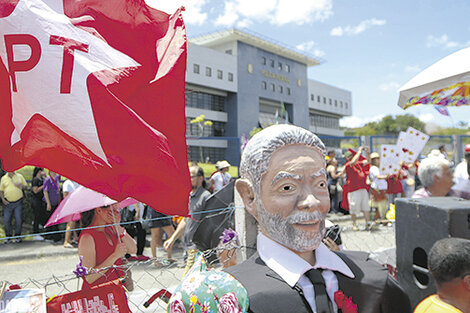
{"left": 312, "top": 49, "right": 326, "bottom": 57}
{"left": 340, "top": 114, "right": 385, "bottom": 128}
{"left": 296, "top": 41, "right": 326, "bottom": 57}
{"left": 404, "top": 65, "right": 421, "bottom": 73}
{"left": 296, "top": 40, "right": 316, "bottom": 51}
{"left": 418, "top": 113, "right": 435, "bottom": 123}
{"left": 146, "top": 0, "right": 208, "bottom": 25}
{"left": 236, "top": 18, "right": 252, "bottom": 28}
{"left": 426, "top": 34, "right": 460, "bottom": 49}
{"left": 215, "top": 0, "right": 333, "bottom": 27}
{"left": 379, "top": 81, "right": 400, "bottom": 92}
{"left": 215, "top": 1, "right": 239, "bottom": 26}
{"left": 330, "top": 18, "right": 386, "bottom": 36}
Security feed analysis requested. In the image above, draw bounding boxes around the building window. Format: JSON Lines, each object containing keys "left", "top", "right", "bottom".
{"left": 334, "top": 100, "right": 338, "bottom": 107}
{"left": 317, "top": 95, "right": 321, "bottom": 102}
{"left": 285, "top": 64, "right": 290, "bottom": 72}
{"left": 345, "top": 102, "right": 349, "bottom": 109}
{"left": 309, "top": 113, "right": 340, "bottom": 130}
{"left": 262, "top": 57, "right": 266, "bottom": 65}
{"left": 217, "top": 70, "right": 223, "bottom": 79}
{"left": 270, "top": 83, "right": 275, "bottom": 91}
{"left": 340, "top": 101, "right": 343, "bottom": 108}
{"left": 262, "top": 81, "right": 267, "bottom": 90}
{"left": 278, "top": 62, "right": 282, "bottom": 70}
{"left": 279, "top": 85, "right": 283, "bottom": 93}
{"left": 185, "top": 90, "right": 225, "bottom": 112}
{"left": 225, "top": 49, "right": 232, "bottom": 55}
{"left": 187, "top": 118, "right": 226, "bottom": 137}
{"left": 193, "top": 64, "right": 200, "bottom": 74}
{"left": 270, "top": 59, "right": 275, "bottom": 68}
{"left": 228, "top": 72, "right": 233, "bottom": 82}
{"left": 311, "top": 94, "right": 314, "bottom": 101}
{"left": 287, "top": 87, "right": 291, "bottom": 95}
{"left": 205, "top": 67, "right": 211, "bottom": 77}
{"left": 329, "top": 98, "right": 332, "bottom": 105}
{"left": 187, "top": 146, "right": 226, "bottom": 163}
{"left": 323, "top": 97, "right": 326, "bottom": 104}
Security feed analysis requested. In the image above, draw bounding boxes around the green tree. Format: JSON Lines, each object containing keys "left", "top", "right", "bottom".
{"left": 344, "top": 114, "right": 425, "bottom": 136}
{"left": 190, "top": 114, "right": 213, "bottom": 162}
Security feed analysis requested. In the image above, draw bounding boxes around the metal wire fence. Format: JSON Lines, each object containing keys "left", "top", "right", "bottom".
{"left": 0, "top": 208, "right": 397, "bottom": 312}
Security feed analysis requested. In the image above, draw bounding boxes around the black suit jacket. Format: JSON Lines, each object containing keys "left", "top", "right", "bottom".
{"left": 225, "top": 251, "right": 410, "bottom": 313}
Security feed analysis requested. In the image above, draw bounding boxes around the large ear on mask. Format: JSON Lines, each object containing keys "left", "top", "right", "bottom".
{"left": 235, "top": 178, "right": 258, "bottom": 219}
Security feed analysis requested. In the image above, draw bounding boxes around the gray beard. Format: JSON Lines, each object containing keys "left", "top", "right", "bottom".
{"left": 256, "top": 199, "right": 326, "bottom": 252}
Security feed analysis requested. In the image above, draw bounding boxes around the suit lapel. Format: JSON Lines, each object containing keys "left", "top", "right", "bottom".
{"left": 334, "top": 251, "right": 388, "bottom": 313}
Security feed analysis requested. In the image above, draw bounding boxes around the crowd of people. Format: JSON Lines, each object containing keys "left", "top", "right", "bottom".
{"left": 2, "top": 126, "right": 470, "bottom": 312}
{"left": 324, "top": 143, "right": 470, "bottom": 230}
{"left": 0, "top": 160, "right": 235, "bottom": 273}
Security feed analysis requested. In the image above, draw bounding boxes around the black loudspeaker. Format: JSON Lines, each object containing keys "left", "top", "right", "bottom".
{"left": 395, "top": 197, "right": 470, "bottom": 308}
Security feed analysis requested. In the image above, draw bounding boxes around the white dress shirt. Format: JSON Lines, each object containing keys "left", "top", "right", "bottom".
{"left": 257, "top": 233, "right": 354, "bottom": 313}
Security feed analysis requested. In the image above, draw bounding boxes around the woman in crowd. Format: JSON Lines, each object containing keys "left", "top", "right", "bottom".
{"left": 148, "top": 207, "right": 175, "bottom": 266}
{"left": 43, "top": 170, "right": 62, "bottom": 242}
{"left": 31, "top": 167, "right": 46, "bottom": 240}
{"left": 78, "top": 204, "right": 137, "bottom": 289}
{"left": 326, "top": 157, "right": 341, "bottom": 213}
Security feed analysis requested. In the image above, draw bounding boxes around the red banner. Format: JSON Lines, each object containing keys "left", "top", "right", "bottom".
{"left": 47, "top": 280, "right": 131, "bottom": 313}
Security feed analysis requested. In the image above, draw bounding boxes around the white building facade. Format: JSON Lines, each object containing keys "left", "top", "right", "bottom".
{"left": 185, "top": 29, "right": 352, "bottom": 164}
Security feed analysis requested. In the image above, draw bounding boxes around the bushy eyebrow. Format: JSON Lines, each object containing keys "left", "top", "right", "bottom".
{"left": 271, "top": 172, "right": 301, "bottom": 185}
{"left": 271, "top": 168, "right": 326, "bottom": 186}
{"left": 312, "top": 168, "right": 327, "bottom": 178}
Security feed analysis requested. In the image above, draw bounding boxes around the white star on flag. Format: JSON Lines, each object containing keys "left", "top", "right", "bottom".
{"left": 0, "top": 0, "right": 140, "bottom": 164}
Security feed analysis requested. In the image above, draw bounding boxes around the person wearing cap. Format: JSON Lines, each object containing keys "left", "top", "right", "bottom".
{"left": 368, "top": 152, "right": 388, "bottom": 221}
{"left": 453, "top": 144, "right": 470, "bottom": 186}
{"left": 211, "top": 160, "right": 232, "bottom": 193}
{"left": 342, "top": 146, "right": 371, "bottom": 231}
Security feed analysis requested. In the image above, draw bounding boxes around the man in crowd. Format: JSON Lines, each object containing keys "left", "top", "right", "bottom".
{"left": 0, "top": 171, "right": 27, "bottom": 243}
{"left": 453, "top": 143, "right": 470, "bottom": 186}
{"left": 164, "top": 165, "right": 211, "bottom": 276}
{"left": 343, "top": 147, "right": 371, "bottom": 231}
{"left": 210, "top": 160, "right": 232, "bottom": 193}
{"left": 228, "top": 124, "right": 410, "bottom": 313}
{"left": 412, "top": 157, "right": 453, "bottom": 198}
{"left": 414, "top": 238, "right": 470, "bottom": 312}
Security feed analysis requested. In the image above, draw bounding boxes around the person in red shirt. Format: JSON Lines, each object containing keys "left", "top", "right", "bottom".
{"left": 387, "top": 171, "right": 404, "bottom": 207}
{"left": 78, "top": 204, "right": 137, "bottom": 289}
{"left": 342, "top": 146, "right": 371, "bottom": 231}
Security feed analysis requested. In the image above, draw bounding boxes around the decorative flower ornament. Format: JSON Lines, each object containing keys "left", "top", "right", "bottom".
{"left": 334, "top": 291, "right": 357, "bottom": 313}
{"left": 73, "top": 256, "right": 88, "bottom": 277}
{"left": 219, "top": 228, "right": 238, "bottom": 244}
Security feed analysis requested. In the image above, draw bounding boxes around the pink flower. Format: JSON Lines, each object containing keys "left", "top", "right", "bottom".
{"left": 168, "top": 299, "right": 186, "bottom": 313}
{"left": 216, "top": 292, "right": 242, "bottom": 313}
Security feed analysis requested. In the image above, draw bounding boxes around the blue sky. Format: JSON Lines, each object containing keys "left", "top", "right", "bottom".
{"left": 148, "top": 0, "right": 470, "bottom": 128}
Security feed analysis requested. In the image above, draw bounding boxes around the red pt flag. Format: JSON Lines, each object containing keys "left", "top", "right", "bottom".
{"left": 0, "top": 0, "right": 191, "bottom": 215}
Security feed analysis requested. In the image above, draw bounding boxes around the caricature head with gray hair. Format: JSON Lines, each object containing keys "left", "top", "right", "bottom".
{"left": 240, "top": 124, "right": 326, "bottom": 193}
{"left": 236, "top": 124, "right": 328, "bottom": 252}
